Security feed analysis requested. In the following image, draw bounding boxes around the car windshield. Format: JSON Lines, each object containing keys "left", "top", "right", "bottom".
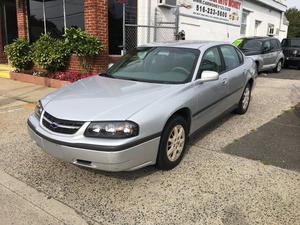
{"left": 107, "top": 47, "right": 199, "bottom": 84}
{"left": 282, "top": 39, "right": 300, "bottom": 48}
{"left": 238, "top": 39, "right": 263, "bottom": 51}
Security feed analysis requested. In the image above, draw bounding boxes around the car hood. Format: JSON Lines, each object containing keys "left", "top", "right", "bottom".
{"left": 42, "top": 76, "right": 179, "bottom": 121}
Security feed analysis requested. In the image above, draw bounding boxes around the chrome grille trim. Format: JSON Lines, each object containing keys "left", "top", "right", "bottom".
{"left": 42, "top": 111, "right": 85, "bottom": 134}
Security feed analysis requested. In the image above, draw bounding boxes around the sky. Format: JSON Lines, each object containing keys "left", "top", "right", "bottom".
{"left": 286, "top": 0, "right": 300, "bottom": 9}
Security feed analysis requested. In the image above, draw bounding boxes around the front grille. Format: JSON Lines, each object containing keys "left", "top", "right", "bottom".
{"left": 283, "top": 49, "right": 293, "bottom": 57}
{"left": 283, "top": 49, "right": 300, "bottom": 57}
{"left": 42, "top": 112, "right": 85, "bottom": 134}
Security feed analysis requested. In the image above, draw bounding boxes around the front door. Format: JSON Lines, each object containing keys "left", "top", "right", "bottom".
{"left": 190, "top": 47, "right": 228, "bottom": 133}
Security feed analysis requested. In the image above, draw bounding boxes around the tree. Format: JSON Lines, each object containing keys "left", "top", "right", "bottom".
{"left": 285, "top": 8, "right": 300, "bottom": 38}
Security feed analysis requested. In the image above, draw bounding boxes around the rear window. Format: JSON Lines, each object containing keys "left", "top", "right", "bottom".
{"left": 232, "top": 38, "right": 244, "bottom": 47}
{"left": 282, "top": 39, "right": 300, "bottom": 48}
{"left": 240, "top": 39, "right": 263, "bottom": 51}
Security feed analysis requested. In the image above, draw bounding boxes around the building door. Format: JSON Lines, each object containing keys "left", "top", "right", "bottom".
{"left": 0, "top": 0, "right": 18, "bottom": 46}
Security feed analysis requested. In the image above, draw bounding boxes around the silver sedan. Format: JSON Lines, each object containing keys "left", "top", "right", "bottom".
{"left": 28, "top": 41, "right": 257, "bottom": 172}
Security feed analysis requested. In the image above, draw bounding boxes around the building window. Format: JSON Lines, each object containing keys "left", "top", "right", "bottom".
{"left": 27, "top": 0, "right": 84, "bottom": 41}
{"left": 254, "top": 20, "right": 261, "bottom": 36}
{"left": 0, "top": 0, "right": 18, "bottom": 45}
{"left": 267, "top": 24, "right": 275, "bottom": 36}
{"left": 240, "top": 10, "right": 249, "bottom": 35}
{"left": 65, "top": 0, "right": 84, "bottom": 29}
{"left": 44, "top": 0, "right": 64, "bottom": 38}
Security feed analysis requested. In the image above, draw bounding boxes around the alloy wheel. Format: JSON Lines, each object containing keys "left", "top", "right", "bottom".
{"left": 166, "top": 125, "right": 185, "bottom": 162}
{"left": 277, "top": 61, "right": 282, "bottom": 72}
{"left": 242, "top": 86, "right": 251, "bottom": 110}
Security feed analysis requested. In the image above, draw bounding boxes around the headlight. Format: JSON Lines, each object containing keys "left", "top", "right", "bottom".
{"left": 293, "top": 50, "right": 298, "bottom": 55}
{"left": 84, "top": 121, "right": 139, "bottom": 139}
{"left": 34, "top": 101, "right": 43, "bottom": 119}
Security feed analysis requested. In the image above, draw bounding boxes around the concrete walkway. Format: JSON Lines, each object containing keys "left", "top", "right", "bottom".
{"left": 0, "top": 171, "right": 88, "bottom": 225}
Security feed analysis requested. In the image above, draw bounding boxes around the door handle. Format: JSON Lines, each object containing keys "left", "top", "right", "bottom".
{"left": 221, "top": 78, "right": 228, "bottom": 85}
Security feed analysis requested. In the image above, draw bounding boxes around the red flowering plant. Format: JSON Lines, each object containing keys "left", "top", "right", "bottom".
{"left": 48, "top": 71, "right": 98, "bottom": 83}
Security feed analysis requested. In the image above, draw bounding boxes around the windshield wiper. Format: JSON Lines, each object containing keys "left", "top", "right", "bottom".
{"left": 120, "top": 77, "right": 141, "bottom": 82}
{"left": 99, "top": 73, "right": 115, "bottom": 78}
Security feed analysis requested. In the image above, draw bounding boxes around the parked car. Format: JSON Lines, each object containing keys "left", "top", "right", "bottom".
{"left": 281, "top": 38, "right": 300, "bottom": 69}
{"left": 27, "top": 41, "right": 256, "bottom": 172}
{"left": 233, "top": 37, "right": 284, "bottom": 73}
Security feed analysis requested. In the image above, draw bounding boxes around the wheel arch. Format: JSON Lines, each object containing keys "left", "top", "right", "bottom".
{"left": 248, "top": 78, "right": 254, "bottom": 89}
{"left": 166, "top": 107, "right": 192, "bottom": 135}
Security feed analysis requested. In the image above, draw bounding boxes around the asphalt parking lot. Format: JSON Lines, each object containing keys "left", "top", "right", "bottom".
{"left": 0, "top": 69, "right": 300, "bottom": 225}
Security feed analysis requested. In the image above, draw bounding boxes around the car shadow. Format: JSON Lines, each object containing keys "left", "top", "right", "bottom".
{"left": 223, "top": 104, "right": 300, "bottom": 172}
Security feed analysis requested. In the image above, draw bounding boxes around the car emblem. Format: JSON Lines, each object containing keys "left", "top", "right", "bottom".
{"left": 50, "top": 122, "right": 59, "bottom": 129}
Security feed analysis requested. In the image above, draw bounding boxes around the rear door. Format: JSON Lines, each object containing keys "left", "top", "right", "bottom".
{"left": 219, "top": 45, "right": 246, "bottom": 107}
{"left": 270, "top": 39, "right": 281, "bottom": 65}
{"left": 262, "top": 40, "right": 275, "bottom": 68}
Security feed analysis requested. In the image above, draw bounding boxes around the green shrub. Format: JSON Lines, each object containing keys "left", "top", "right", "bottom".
{"left": 4, "top": 38, "right": 32, "bottom": 71}
{"left": 31, "top": 33, "right": 69, "bottom": 73}
{"left": 64, "top": 28, "right": 104, "bottom": 57}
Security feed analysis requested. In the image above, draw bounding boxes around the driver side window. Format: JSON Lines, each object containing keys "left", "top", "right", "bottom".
{"left": 197, "top": 47, "right": 222, "bottom": 79}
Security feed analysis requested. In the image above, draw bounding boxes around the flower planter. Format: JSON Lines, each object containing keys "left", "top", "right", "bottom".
{"left": 10, "top": 72, "right": 70, "bottom": 88}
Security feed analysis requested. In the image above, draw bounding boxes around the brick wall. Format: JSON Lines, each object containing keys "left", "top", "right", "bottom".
{"left": 68, "top": 0, "right": 109, "bottom": 73}
{"left": 16, "top": 0, "right": 27, "bottom": 38}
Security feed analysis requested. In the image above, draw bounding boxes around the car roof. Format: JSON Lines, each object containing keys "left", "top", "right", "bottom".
{"left": 242, "top": 36, "right": 278, "bottom": 41}
{"left": 141, "top": 40, "right": 229, "bottom": 50}
{"left": 283, "top": 37, "right": 300, "bottom": 40}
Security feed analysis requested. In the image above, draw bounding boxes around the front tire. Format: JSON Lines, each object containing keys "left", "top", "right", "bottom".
{"left": 156, "top": 116, "right": 188, "bottom": 170}
{"left": 235, "top": 83, "right": 252, "bottom": 115}
{"left": 274, "top": 60, "right": 283, "bottom": 73}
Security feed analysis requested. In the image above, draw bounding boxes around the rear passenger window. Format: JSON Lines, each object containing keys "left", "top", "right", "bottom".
{"left": 263, "top": 40, "right": 271, "bottom": 52}
{"left": 273, "top": 39, "right": 281, "bottom": 50}
{"left": 235, "top": 48, "right": 244, "bottom": 64}
{"left": 220, "top": 45, "right": 241, "bottom": 71}
{"left": 198, "top": 47, "right": 222, "bottom": 78}
{"left": 271, "top": 39, "right": 279, "bottom": 50}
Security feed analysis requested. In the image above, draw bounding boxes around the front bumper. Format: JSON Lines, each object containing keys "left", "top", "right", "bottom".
{"left": 285, "top": 56, "right": 300, "bottom": 64}
{"left": 27, "top": 115, "right": 160, "bottom": 172}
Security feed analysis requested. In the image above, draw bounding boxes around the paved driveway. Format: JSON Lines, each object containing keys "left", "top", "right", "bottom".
{"left": 0, "top": 69, "right": 299, "bottom": 225}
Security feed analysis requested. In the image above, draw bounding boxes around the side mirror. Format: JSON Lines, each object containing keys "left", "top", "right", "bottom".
{"left": 200, "top": 71, "right": 219, "bottom": 83}
{"left": 108, "top": 63, "right": 114, "bottom": 69}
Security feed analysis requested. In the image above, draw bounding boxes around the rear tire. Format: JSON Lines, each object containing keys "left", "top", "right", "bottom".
{"left": 255, "top": 62, "right": 260, "bottom": 74}
{"left": 235, "top": 83, "right": 252, "bottom": 115}
{"left": 156, "top": 115, "right": 188, "bottom": 170}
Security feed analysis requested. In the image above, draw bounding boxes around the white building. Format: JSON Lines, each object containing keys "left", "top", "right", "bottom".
{"left": 137, "top": 0, "right": 288, "bottom": 47}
